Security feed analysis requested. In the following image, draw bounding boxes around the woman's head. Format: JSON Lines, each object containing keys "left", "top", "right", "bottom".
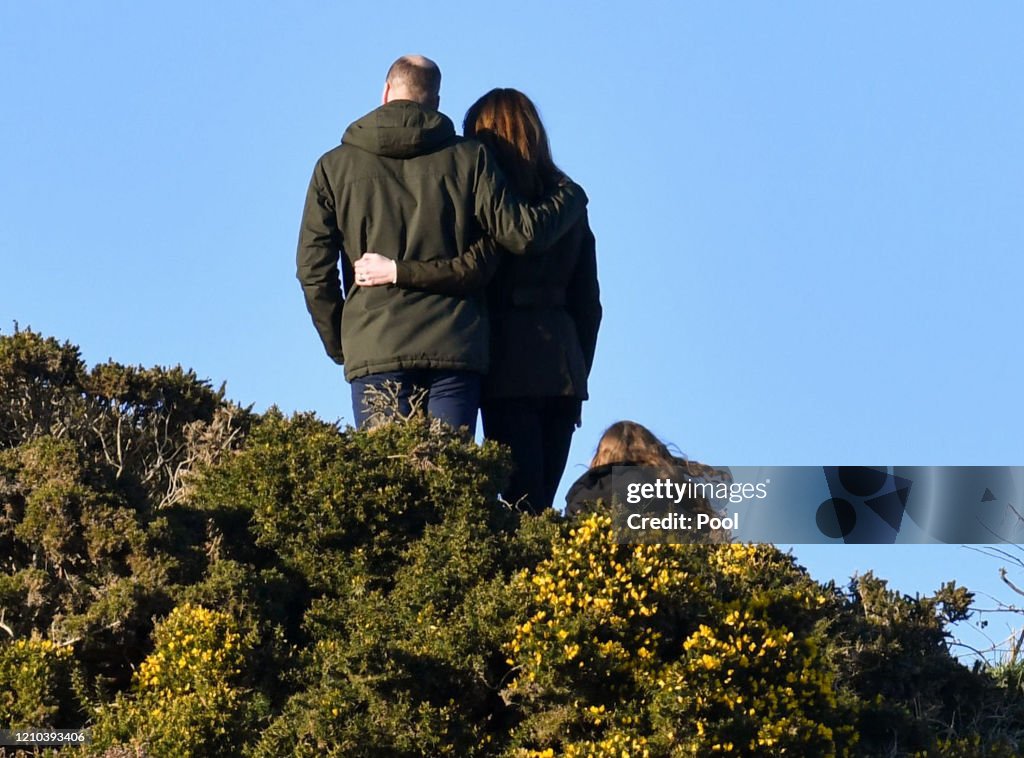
{"left": 464, "top": 88, "right": 560, "bottom": 200}
{"left": 590, "top": 421, "right": 731, "bottom": 536}
{"left": 591, "top": 420, "right": 730, "bottom": 482}
{"left": 591, "top": 420, "right": 674, "bottom": 470}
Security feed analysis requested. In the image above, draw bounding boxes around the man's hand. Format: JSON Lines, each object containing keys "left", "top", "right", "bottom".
{"left": 354, "top": 253, "right": 397, "bottom": 287}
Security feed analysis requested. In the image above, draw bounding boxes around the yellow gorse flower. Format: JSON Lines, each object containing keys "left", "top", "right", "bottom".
{"left": 498, "top": 514, "right": 852, "bottom": 756}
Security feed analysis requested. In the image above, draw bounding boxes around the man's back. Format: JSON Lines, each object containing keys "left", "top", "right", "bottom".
{"left": 297, "top": 99, "right": 585, "bottom": 383}
{"left": 322, "top": 101, "right": 482, "bottom": 267}
{"left": 301, "top": 100, "right": 488, "bottom": 381}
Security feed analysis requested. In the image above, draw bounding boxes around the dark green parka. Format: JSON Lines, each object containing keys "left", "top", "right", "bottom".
{"left": 296, "top": 100, "right": 586, "bottom": 381}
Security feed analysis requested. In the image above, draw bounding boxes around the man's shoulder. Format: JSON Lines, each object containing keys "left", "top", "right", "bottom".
{"left": 315, "top": 135, "right": 479, "bottom": 163}
{"left": 431, "top": 135, "right": 482, "bottom": 161}
{"left": 307, "top": 134, "right": 489, "bottom": 197}
{"left": 315, "top": 142, "right": 353, "bottom": 167}
{"left": 309, "top": 142, "right": 381, "bottom": 187}
{"left": 409, "top": 134, "right": 484, "bottom": 163}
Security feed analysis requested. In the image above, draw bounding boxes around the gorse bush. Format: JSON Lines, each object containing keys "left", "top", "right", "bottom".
{"left": 0, "top": 329, "right": 251, "bottom": 700}
{"left": 503, "top": 518, "right": 857, "bottom": 756}
{"left": 219, "top": 410, "right": 538, "bottom": 757}
{"left": 0, "top": 637, "right": 78, "bottom": 728}
{"left": 1, "top": 327, "right": 1023, "bottom": 756}
{"left": 89, "top": 603, "right": 261, "bottom": 756}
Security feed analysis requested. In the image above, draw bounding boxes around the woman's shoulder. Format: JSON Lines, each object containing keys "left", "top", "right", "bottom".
{"left": 518, "top": 205, "right": 593, "bottom": 270}
{"left": 554, "top": 202, "right": 592, "bottom": 240}
{"left": 564, "top": 462, "right": 637, "bottom": 516}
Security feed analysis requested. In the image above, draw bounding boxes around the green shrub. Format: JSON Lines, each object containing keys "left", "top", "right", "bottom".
{"left": 229, "top": 412, "right": 530, "bottom": 757}
{"left": 88, "top": 603, "right": 260, "bottom": 757}
{"left": 834, "top": 574, "right": 1024, "bottom": 754}
{"left": 0, "top": 327, "right": 250, "bottom": 714}
{"left": 3, "top": 328, "right": 1023, "bottom": 756}
{"left": 0, "top": 637, "right": 79, "bottom": 728}
{"left": 503, "top": 515, "right": 857, "bottom": 757}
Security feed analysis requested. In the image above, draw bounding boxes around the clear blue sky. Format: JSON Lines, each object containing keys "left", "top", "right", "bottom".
{"left": 3, "top": 3, "right": 1023, "bottom": 658}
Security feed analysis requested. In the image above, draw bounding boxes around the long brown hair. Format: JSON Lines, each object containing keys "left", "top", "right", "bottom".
{"left": 591, "top": 420, "right": 729, "bottom": 482}
{"left": 592, "top": 421, "right": 730, "bottom": 537}
{"left": 464, "top": 88, "right": 561, "bottom": 201}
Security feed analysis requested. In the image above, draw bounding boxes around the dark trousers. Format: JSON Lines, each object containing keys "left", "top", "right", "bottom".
{"left": 481, "top": 396, "right": 581, "bottom": 512}
{"left": 351, "top": 369, "right": 481, "bottom": 435}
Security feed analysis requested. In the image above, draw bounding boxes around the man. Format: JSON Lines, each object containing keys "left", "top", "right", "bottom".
{"left": 297, "top": 55, "right": 586, "bottom": 433}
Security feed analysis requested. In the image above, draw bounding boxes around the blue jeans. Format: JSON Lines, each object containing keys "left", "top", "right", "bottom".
{"left": 350, "top": 369, "right": 481, "bottom": 434}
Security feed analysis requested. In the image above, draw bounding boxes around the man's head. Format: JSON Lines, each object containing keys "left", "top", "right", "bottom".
{"left": 382, "top": 55, "right": 441, "bottom": 110}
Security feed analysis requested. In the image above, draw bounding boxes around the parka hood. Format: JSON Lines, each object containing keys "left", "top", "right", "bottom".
{"left": 342, "top": 100, "right": 456, "bottom": 158}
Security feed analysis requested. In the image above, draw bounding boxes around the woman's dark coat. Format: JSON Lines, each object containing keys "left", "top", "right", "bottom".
{"left": 396, "top": 210, "right": 601, "bottom": 401}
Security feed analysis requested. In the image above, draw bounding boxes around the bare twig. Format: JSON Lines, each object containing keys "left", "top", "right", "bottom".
{"left": 964, "top": 544, "right": 1021, "bottom": 567}
{"left": 0, "top": 609, "right": 14, "bottom": 638}
{"left": 1000, "top": 567, "right": 1024, "bottom": 599}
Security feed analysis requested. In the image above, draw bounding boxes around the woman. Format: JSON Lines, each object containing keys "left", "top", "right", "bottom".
{"left": 355, "top": 88, "right": 601, "bottom": 512}
{"left": 565, "top": 421, "right": 729, "bottom": 542}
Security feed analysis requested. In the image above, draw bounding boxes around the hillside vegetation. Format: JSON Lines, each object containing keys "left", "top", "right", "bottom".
{"left": 1, "top": 328, "right": 1022, "bottom": 757}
